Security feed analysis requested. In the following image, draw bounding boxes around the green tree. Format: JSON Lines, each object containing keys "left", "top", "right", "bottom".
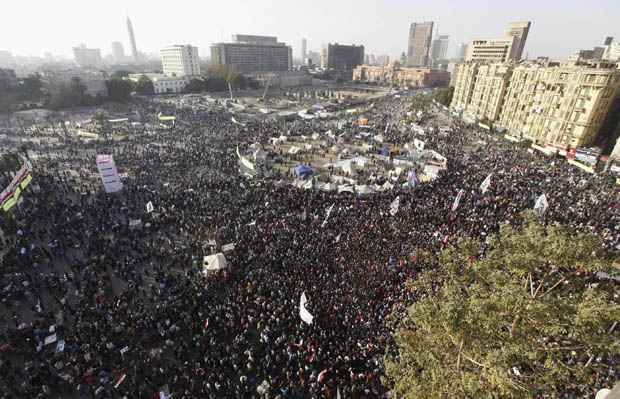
{"left": 385, "top": 212, "right": 618, "bottom": 398}
{"left": 185, "top": 78, "right": 206, "bottom": 93}
{"left": 110, "top": 70, "right": 131, "bottom": 80}
{"left": 106, "top": 79, "right": 133, "bottom": 102}
{"left": 134, "top": 75, "right": 154, "bottom": 95}
{"left": 434, "top": 86, "right": 454, "bottom": 106}
{"left": 17, "top": 74, "right": 44, "bottom": 100}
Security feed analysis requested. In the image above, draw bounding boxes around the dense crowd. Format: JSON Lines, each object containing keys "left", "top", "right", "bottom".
{"left": 0, "top": 92, "right": 618, "bottom": 398}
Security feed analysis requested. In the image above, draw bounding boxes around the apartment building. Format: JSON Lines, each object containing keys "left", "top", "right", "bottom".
{"left": 499, "top": 64, "right": 620, "bottom": 148}
{"left": 451, "top": 61, "right": 620, "bottom": 149}
{"left": 160, "top": 45, "right": 201, "bottom": 77}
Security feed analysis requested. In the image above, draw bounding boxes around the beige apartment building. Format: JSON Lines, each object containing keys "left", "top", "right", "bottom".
{"left": 451, "top": 62, "right": 620, "bottom": 149}
{"left": 499, "top": 64, "right": 620, "bottom": 148}
{"left": 465, "top": 63, "right": 513, "bottom": 122}
{"left": 451, "top": 63, "right": 479, "bottom": 111}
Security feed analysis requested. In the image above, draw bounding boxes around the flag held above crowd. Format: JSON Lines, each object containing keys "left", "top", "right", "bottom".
{"left": 480, "top": 173, "right": 492, "bottom": 194}
{"left": 299, "top": 292, "right": 314, "bottom": 325}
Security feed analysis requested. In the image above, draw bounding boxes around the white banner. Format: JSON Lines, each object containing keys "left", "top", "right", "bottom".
{"left": 390, "top": 196, "right": 400, "bottom": 216}
{"left": 96, "top": 155, "right": 123, "bottom": 193}
{"left": 300, "top": 292, "right": 314, "bottom": 325}
{"left": 222, "top": 243, "right": 235, "bottom": 252}
{"left": 480, "top": 174, "right": 492, "bottom": 194}
{"left": 452, "top": 189, "right": 464, "bottom": 212}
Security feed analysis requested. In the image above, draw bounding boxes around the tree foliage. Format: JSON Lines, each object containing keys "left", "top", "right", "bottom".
{"left": 106, "top": 78, "right": 133, "bottom": 102}
{"left": 434, "top": 86, "right": 454, "bottom": 107}
{"left": 385, "top": 212, "right": 619, "bottom": 398}
{"left": 134, "top": 75, "right": 154, "bottom": 95}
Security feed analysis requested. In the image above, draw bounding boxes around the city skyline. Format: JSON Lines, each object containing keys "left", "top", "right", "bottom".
{"left": 2, "top": 0, "right": 620, "bottom": 61}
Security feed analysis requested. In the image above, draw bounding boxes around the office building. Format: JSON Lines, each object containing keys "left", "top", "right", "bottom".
{"left": 407, "top": 22, "right": 434, "bottom": 67}
{"left": 505, "top": 21, "right": 531, "bottom": 61}
{"left": 160, "top": 45, "right": 201, "bottom": 77}
{"left": 326, "top": 43, "right": 364, "bottom": 70}
{"left": 431, "top": 35, "right": 450, "bottom": 65}
{"left": 127, "top": 17, "right": 139, "bottom": 62}
{"left": 451, "top": 61, "right": 620, "bottom": 149}
{"left": 301, "top": 38, "right": 307, "bottom": 63}
{"left": 211, "top": 35, "right": 292, "bottom": 74}
{"left": 111, "top": 42, "right": 125, "bottom": 63}
{"left": 353, "top": 62, "right": 450, "bottom": 88}
{"left": 465, "top": 21, "right": 531, "bottom": 63}
{"left": 603, "top": 42, "right": 620, "bottom": 62}
{"left": 465, "top": 37, "right": 518, "bottom": 63}
{"left": 72, "top": 44, "right": 103, "bottom": 68}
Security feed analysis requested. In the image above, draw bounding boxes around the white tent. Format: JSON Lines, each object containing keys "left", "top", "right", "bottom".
{"left": 203, "top": 253, "right": 228, "bottom": 271}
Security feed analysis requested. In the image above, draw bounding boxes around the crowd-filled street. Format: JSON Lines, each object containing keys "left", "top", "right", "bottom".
{"left": 0, "top": 91, "right": 618, "bottom": 398}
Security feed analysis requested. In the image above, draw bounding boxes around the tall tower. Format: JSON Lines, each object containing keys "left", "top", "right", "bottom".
{"left": 127, "top": 17, "right": 139, "bottom": 62}
{"left": 407, "top": 21, "right": 434, "bottom": 67}
{"left": 301, "top": 38, "right": 307, "bottom": 63}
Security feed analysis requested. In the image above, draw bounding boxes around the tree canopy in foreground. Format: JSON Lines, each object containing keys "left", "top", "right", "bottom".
{"left": 385, "top": 212, "right": 619, "bottom": 398}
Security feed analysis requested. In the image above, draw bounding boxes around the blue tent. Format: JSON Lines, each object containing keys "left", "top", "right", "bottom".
{"left": 379, "top": 147, "right": 390, "bottom": 157}
{"left": 295, "top": 165, "right": 314, "bottom": 179}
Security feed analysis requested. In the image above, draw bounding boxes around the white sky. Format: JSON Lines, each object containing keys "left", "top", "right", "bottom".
{"left": 2, "top": 0, "right": 619, "bottom": 60}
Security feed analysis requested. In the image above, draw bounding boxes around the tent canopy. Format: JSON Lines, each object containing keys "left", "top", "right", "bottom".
{"left": 294, "top": 165, "right": 314, "bottom": 179}
{"left": 379, "top": 147, "right": 390, "bottom": 157}
{"left": 203, "top": 253, "right": 228, "bottom": 271}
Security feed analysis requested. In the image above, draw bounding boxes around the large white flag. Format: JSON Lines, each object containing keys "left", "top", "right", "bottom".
{"left": 321, "top": 204, "right": 335, "bottom": 228}
{"left": 534, "top": 193, "right": 548, "bottom": 216}
{"left": 146, "top": 201, "right": 154, "bottom": 213}
{"left": 390, "top": 196, "right": 400, "bottom": 216}
{"left": 452, "top": 189, "right": 464, "bottom": 212}
{"left": 300, "top": 292, "right": 314, "bottom": 325}
{"left": 480, "top": 173, "right": 492, "bottom": 194}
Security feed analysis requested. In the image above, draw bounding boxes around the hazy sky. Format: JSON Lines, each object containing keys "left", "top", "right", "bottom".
{"left": 2, "top": 0, "right": 619, "bottom": 61}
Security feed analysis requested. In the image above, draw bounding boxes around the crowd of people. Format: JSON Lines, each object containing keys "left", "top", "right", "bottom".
{"left": 0, "top": 91, "right": 618, "bottom": 398}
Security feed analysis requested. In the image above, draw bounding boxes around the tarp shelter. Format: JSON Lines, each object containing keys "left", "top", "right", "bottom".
{"left": 379, "top": 147, "right": 390, "bottom": 157}
{"left": 203, "top": 253, "right": 228, "bottom": 271}
{"left": 295, "top": 165, "right": 313, "bottom": 179}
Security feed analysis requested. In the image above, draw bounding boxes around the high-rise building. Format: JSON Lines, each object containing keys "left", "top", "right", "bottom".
{"left": 603, "top": 42, "right": 620, "bottom": 62}
{"left": 301, "top": 38, "right": 307, "bottom": 63}
{"left": 451, "top": 61, "right": 620, "bottom": 149}
{"left": 111, "top": 41, "right": 125, "bottom": 63}
{"left": 127, "top": 17, "right": 139, "bottom": 62}
{"left": 407, "top": 22, "right": 434, "bottom": 67}
{"left": 326, "top": 43, "right": 364, "bottom": 70}
{"left": 211, "top": 35, "right": 292, "bottom": 73}
{"left": 72, "top": 44, "right": 103, "bottom": 68}
{"left": 505, "top": 21, "right": 531, "bottom": 61}
{"left": 465, "top": 38, "right": 517, "bottom": 63}
{"left": 431, "top": 35, "right": 450, "bottom": 65}
{"left": 160, "top": 45, "right": 201, "bottom": 77}
{"left": 307, "top": 51, "right": 320, "bottom": 66}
